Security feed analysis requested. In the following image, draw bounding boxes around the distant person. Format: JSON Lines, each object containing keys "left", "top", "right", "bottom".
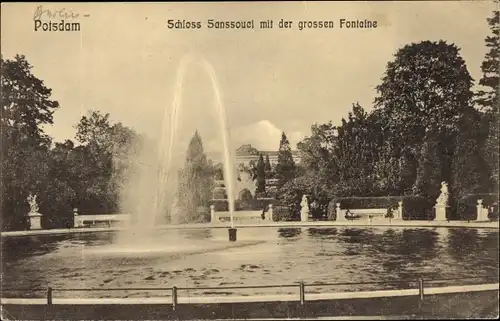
{"left": 345, "top": 209, "right": 352, "bottom": 220}
{"left": 385, "top": 206, "right": 393, "bottom": 219}
{"left": 261, "top": 206, "right": 266, "bottom": 220}
{"left": 489, "top": 202, "right": 499, "bottom": 221}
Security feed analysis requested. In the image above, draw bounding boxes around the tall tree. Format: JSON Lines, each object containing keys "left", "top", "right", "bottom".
{"left": 1, "top": 55, "right": 59, "bottom": 230}
{"left": 177, "top": 131, "right": 214, "bottom": 223}
{"left": 264, "top": 154, "right": 273, "bottom": 178}
{"left": 375, "top": 41, "right": 474, "bottom": 142}
{"left": 275, "top": 132, "right": 296, "bottom": 190}
{"left": 41, "top": 140, "right": 77, "bottom": 228}
{"left": 73, "top": 110, "right": 139, "bottom": 214}
{"left": 255, "top": 153, "right": 266, "bottom": 197}
{"left": 332, "top": 103, "right": 379, "bottom": 196}
{"left": 413, "top": 128, "right": 443, "bottom": 199}
{"left": 297, "top": 121, "right": 338, "bottom": 194}
{"left": 374, "top": 41, "right": 475, "bottom": 195}
{"left": 477, "top": 7, "right": 499, "bottom": 193}
{"left": 477, "top": 7, "right": 499, "bottom": 110}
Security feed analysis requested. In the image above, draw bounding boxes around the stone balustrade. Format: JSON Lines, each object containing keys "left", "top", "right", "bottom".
{"left": 336, "top": 202, "right": 403, "bottom": 222}
{"left": 210, "top": 204, "right": 273, "bottom": 223}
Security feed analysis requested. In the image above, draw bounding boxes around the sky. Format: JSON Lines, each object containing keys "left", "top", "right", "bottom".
{"left": 1, "top": 1, "right": 497, "bottom": 154}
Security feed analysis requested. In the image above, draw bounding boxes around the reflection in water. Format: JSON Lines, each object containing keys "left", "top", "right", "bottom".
{"left": 448, "top": 229, "right": 480, "bottom": 260}
{"left": 369, "top": 228, "right": 441, "bottom": 280}
{"left": 447, "top": 229, "right": 499, "bottom": 278}
{"left": 308, "top": 228, "right": 337, "bottom": 238}
{"left": 1, "top": 227, "right": 498, "bottom": 299}
{"left": 340, "top": 228, "right": 375, "bottom": 244}
{"left": 1, "top": 233, "right": 114, "bottom": 262}
{"left": 277, "top": 228, "right": 302, "bottom": 238}
{"left": 182, "top": 228, "right": 213, "bottom": 240}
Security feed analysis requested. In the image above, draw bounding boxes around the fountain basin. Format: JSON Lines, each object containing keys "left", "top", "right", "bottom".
{"left": 1, "top": 226, "right": 498, "bottom": 300}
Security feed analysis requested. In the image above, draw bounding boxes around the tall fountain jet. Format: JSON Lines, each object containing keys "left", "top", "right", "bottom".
{"left": 124, "top": 54, "right": 237, "bottom": 241}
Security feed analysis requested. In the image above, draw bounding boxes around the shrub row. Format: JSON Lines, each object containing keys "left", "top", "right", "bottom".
{"left": 209, "top": 198, "right": 278, "bottom": 212}
{"left": 401, "top": 196, "right": 435, "bottom": 221}
{"left": 272, "top": 205, "right": 299, "bottom": 221}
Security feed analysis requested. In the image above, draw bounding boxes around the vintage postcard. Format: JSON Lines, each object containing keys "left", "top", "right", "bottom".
{"left": 1, "top": 1, "right": 499, "bottom": 320}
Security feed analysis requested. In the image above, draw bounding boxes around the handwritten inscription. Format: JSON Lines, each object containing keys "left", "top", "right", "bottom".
{"left": 33, "top": 5, "right": 80, "bottom": 21}
{"left": 33, "top": 5, "right": 82, "bottom": 32}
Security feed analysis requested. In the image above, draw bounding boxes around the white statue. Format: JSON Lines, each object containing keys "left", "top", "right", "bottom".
{"left": 27, "top": 193, "right": 39, "bottom": 213}
{"left": 436, "top": 181, "right": 449, "bottom": 206}
{"left": 300, "top": 195, "right": 309, "bottom": 221}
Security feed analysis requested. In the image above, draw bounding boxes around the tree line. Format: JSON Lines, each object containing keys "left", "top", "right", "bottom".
{"left": 0, "top": 54, "right": 141, "bottom": 230}
{"left": 278, "top": 10, "right": 499, "bottom": 219}
{"left": 1, "top": 8, "right": 497, "bottom": 229}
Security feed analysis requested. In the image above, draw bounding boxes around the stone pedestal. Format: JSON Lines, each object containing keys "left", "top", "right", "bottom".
{"left": 336, "top": 203, "right": 346, "bottom": 222}
{"left": 28, "top": 212, "right": 42, "bottom": 230}
{"left": 73, "top": 208, "right": 82, "bottom": 228}
{"left": 267, "top": 204, "right": 274, "bottom": 221}
{"left": 397, "top": 201, "right": 403, "bottom": 220}
{"left": 73, "top": 214, "right": 81, "bottom": 228}
{"left": 476, "top": 199, "right": 489, "bottom": 221}
{"left": 300, "top": 210, "right": 308, "bottom": 222}
{"left": 434, "top": 204, "right": 447, "bottom": 221}
{"left": 210, "top": 205, "right": 215, "bottom": 223}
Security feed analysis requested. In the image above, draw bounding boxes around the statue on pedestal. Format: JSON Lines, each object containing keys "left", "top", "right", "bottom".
{"left": 26, "top": 193, "right": 42, "bottom": 230}
{"left": 300, "top": 195, "right": 309, "bottom": 222}
{"left": 436, "top": 181, "right": 449, "bottom": 207}
{"left": 434, "top": 182, "right": 449, "bottom": 221}
{"left": 27, "top": 193, "right": 39, "bottom": 213}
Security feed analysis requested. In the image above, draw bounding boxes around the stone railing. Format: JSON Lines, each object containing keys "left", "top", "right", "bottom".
{"left": 210, "top": 204, "right": 274, "bottom": 223}
{"left": 73, "top": 212, "right": 130, "bottom": 228}
{"left": 335, "top": 201, "right": 403, "bottom": 222}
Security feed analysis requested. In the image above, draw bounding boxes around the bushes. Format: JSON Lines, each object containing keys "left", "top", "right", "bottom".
{"left": 401, "top": 195, "right": 435, "bottom": 220}
{"left": 239, "top": 188, "right": 253, "bottom": 201}
{"left": 212, "top": 188, "right": 227, "bottom": 200}
{"left": 454, "top": 193, "right": 499, "bottom": 221}
{"left": 272, "top": 205, "right": 299, "bottom": 221}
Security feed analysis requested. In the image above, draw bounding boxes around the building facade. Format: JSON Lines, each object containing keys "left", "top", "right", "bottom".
{"left": 234, "top": 144, "right": 301, "bottom": 167}
{"left": 210, "top": 144, "right": 301, "bottom": 200}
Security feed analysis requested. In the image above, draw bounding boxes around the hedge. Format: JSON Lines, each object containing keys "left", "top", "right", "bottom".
{"left": 401, "top": 195, "right": 435, "bottom": 221}
{"left": 272, "top": 205, "right": 299, "bottom": 221}
{"left": 209, "top": 198, "right": 278, "bottom": 212}
{"left": 455, "top": 193, "right": 499, "bottom": 221}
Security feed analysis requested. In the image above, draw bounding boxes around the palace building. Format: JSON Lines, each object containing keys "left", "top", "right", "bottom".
{"left": 234, "top": 144, "right": 301, "bottom": 167}
{"left": 209, "top": 144, "right": 301, "bottom": 199}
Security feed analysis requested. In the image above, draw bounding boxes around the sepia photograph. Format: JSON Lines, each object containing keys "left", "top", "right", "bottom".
{"left": 1, "top": 1, "right": 499, "bottom": 320}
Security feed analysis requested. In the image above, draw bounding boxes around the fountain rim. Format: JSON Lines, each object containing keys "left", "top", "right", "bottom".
{"left": 1, "top": 221, "right": 498, "bottom": 238}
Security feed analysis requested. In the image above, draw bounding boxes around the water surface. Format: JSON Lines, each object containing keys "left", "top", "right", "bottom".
{"left": 1, "top": 227, "right": 498, "bottom": 298}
